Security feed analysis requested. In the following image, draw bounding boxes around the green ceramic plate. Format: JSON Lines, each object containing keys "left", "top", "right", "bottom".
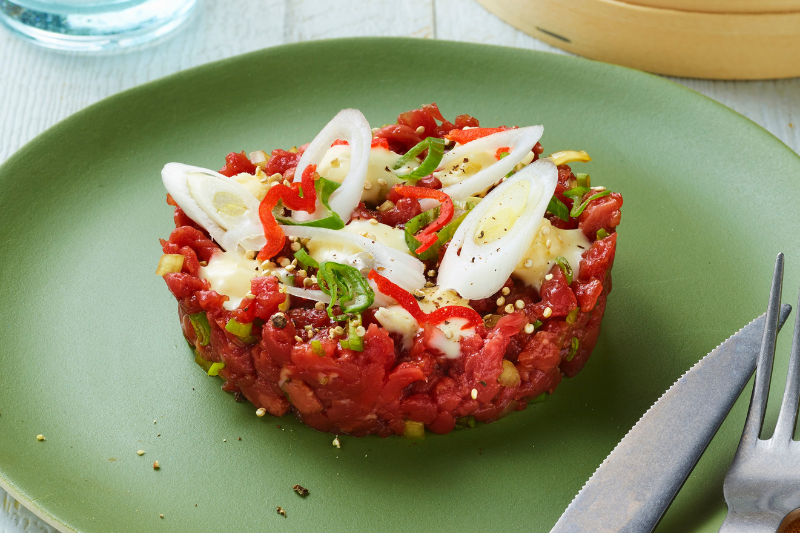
{"left": 1, "top": 38, "right": 798, "bottom": 533}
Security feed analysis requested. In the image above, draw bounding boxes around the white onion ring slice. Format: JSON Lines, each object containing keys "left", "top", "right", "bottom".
{"left": 436, "top": 159, "right": 558, "bottom": 300}
{"left": 292, "top": 109, "right": 371, "bottom": 222}
{"left": 161, "top": 163, "right": 265, "bottom": 254}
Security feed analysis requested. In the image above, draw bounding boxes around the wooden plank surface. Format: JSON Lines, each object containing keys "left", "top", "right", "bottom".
{"left": 0, "top": 1, "right": 798, "bottom": 531}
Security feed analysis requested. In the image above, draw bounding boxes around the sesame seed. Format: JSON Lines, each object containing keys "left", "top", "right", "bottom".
{"left": 294, "top": 335, "right": 304, "bottom": 343}
{"left": 153, "top": 460, "right": 160, "bottom": 470}
{"left": 256, "top": 408, "right": 266, "bottom": 417}
{"left": 524, "top": 259, "right": 533, "bottom": 268}
{"left": 501, "top": 287, "right": 510, "bottom": 295}
{"left": 137, "top": 450, "right": 145, "bottom": 456}
{"left": 314, "top": 301, "right": 326, "bottom": 311}
{"left": 333, "top": 436, "right": 341, "bottom": 448}
{"left": 334, "top": 326, "right": 344, "bottom": 336}
{"left": 427, "top": 270, "right": 436, "bottom": 277}
{"left": 369, "top": 218, "right": 378, "bottom": 225}
{"left": 543, "top": 307, "right": 553, "bottom": 318}
{"left": 541, "top": 226, "right": 550, "bottom": 236}
{"left": 355, "top": 326, "right": 366, "bottom": 337}
{"left": 496, "top": 296, "right": 505, "bottom": 306}
{"left": 545, "top": 273, "right": 553, "bottom": 281}
{"left": 504, "top": 304, "right": 514, "bottom": 314}
{"left": 244, "top": 250, "right": 255, "bottom": 259}
{"left": 330, "top": 157, "right": 340, "bottom": 168}
{"left": 358, "top": 231, "right": 369, "bottom": 238}
{"left": 594, "top": 186, "right": 606, "bottom": 191}
{"left": 425, "top": 281, "right": 435, "bottom": 288}
{"left": 284, "top": 264, "right": 295, "bottom": 272}
{"left": 545, "top": 239, "right": 552, "bottom": 249}
{"left": 515, "top": 299, "right": 525, "bottom": 309}
{"left": 310, "top": 276, "right": 318, "bottom": 283}
{"left": 36, "top": 434, "right": 45, "bottom": 441}
{"left": 290, "top": 242, "right": 301, "bottom": 252}
{"left": 471, "top": 389, "right": 478, "bottom": 400}
{"left": 363, "top": 181, "right": 372, "bottom": 190}
{"left": 524, "top": 323, "right": 535, "bottom": 334}
{"left": 278, "top": 257, "right": 290, "bottom": 267}
{"left": 557, "top": 234, "right": 563, "bottom": 243}
{"left": 297, "top": 269, "right": 307, "bottom": 278}
{"left": 304, "top": 277, "right": 314, "bottom": 287}
{"left": 415, "top": 126, "right": 425, "bottom": 135}
{"left": 283, "top": 179, "right": 291, "bottom": 187}
{"left": 445, "top": 330, "right": 454, "bottom": 339}
{"left": 377, "top": 178, "right": 387, "bottom": 187}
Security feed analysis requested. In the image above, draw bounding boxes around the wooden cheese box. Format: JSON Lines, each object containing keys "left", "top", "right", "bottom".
{"left": 476, "top": 0, "right": 800, "bottom": 79}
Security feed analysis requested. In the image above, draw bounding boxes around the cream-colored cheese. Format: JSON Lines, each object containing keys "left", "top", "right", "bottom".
{"left": 315, "top": 145, "right": 418, "bottom": 204}
{"left": 427, "top": 317, "right": 474, "bottom": 359}
{"left": 374, "top": 305, "right": 418, "bottom": 350}
{"left": 232, "top": 169, "right": 269, "bottom": 201}
{"left": 512, "top": 219, "right": 590, "bottom": 291}
{"left": 416, "top": 285, "right": 471, "bottom": 313}
{"left": 342, "top": 220, "right": 410, "bottom": 255}
{"left": 198, "top": 251, "right": 261, "bottom": 311}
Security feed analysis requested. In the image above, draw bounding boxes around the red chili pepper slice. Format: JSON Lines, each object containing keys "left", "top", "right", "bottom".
{"left": 331, "top": 138, "right": 390, "bottom": 149}
{"left": 495, "top": 146, "right": 511, "bottom": 160}
{"left": 444, "top": 127, "right": 507, "bottom": 145}
{"left": 368, "top": 270, "right": 483, "bottom": 330}
{"left": 256, "top": 164, "right": 318, "bottom": 261}
{"left": 426, "top": 306, "right": 484, "bottom": 330}
{"left": 367, "top": 270, "right": 426, "bottom": 323}
{"left": 392, "top": 186, "right": 454, "bottom": 254}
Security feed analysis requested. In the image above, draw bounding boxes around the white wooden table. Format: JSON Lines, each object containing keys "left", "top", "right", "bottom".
{"left": 0, "top": 0, "right": 798, "bottom": 530}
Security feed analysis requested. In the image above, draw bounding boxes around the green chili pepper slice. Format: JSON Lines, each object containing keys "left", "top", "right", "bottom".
{"left": 546, "top": 196, "right": 569, "bottom": 222}
{"left": 189, "top": 312, "right": 211, "bottom": 346}
{"left": 393, "top": 137, "right": 446, "bottom": 181}
{"left": 316, "top": 262, "right": 374, "bottom": 320}
{"left": 276, "top": 177, "right": 345, "bottom": 229}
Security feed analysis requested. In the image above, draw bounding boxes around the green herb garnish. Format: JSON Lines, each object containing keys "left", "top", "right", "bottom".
{"left": 575, "top": 173, "right": 591, "bottom": 188}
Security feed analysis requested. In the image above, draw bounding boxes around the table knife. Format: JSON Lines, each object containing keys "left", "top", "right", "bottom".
{"left": 551, "top": 304, "right": 793, "bottom": 533}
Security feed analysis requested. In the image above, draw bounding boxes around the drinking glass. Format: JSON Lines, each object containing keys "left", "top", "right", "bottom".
{"left": 0, "top": 0, "right": 198, "bottom": 52}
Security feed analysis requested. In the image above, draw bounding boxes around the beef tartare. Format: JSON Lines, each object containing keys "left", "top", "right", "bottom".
{"left": 156, "top": 104, "right": 622, "bottom": 437}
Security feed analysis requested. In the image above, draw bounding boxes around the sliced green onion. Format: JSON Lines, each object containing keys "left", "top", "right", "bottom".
{"left": 225, "top": 318, "right": 252, "bottom": 337}
{"left": 565, "top": 307, "right": 579, "bottom": 324}
{"left": 403, "top": 420, "right": 425, "bottom": 439}
{"left": 546, "top": 196, "right": 569, "bottom": 222}
{"left": 575, "top": 173, "right": 591, "bottom": 188}
{"left": 207, "top": 362, "right": 225, "bottom": 376}
{"left": 393, "top": 137, "right": 446, "bottom": 181}
{"left": 498, "top": 151, "right": 510, "bottom": 159}
{"left": 317, "top": 262, "right": 374, "bottom": 320}
{"left": 567, "top": 337, "right": 580, "bottom": 361}
{"left": 562, "top": 186, "right": 591, "bottom": 199}
{"left": 596, "top": 228, "right": 609, "bottom": 240}
{"left": 570, "top": 190, "right": 611, "bottom": 218}
{"left": 276, "top": 177, "right": 345, "bottom": 229}
{"left": 456, "top": 416, "right": 476, "bottom": 429}
{"left": 555, "top": 256, "right": 573, "bottom": 284}
{"left": 530, "top": 392, "right": 547, "bottom": 404}
{"left": 404, "top": 201, "right": 476, "bottom": 260}
{"left": 339, "top": 317, "right": 364, "bottom": 351}
{"left": 194, "top": 350, "right": 213, "bottom": 372}
{"left": 310, "top": 339, "right": 325, "bottom": 357}
{"left": 293, "top": 248, "right": 319, "bottom": 269}
{"left": 189, "top": 312, "right": 211, "bottom": 346}
{"left": 533, "top": 320, "right": 543, "bottom": 329}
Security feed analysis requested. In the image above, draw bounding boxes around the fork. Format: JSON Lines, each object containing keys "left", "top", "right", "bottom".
{"left": 720, "top": 253, "right": 800, "bottom": 533}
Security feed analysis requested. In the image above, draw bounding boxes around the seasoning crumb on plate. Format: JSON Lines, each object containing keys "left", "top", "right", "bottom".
{"left": 137, "top": 450, "right": 145, "bottom": 456}
{"left": 159, "top": 514, "right": 164, "bottom": 519}
{"left": 153, "top": 460, "right": 160, "bottom": 470}
{"left": 277, "top": 506, "right": 286, "bottom": 517}
{"left": 332, "top": 436, "right": 341, "bottom": 448}
{"left": 292, "top": 484, "right": 309, "bottom": 496}
{"left": 36, "top": 434, "right": 45, "bottom": 441}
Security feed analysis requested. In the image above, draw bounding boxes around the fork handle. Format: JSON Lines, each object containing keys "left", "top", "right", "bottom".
{"left": 719, "top": 510, "right": 786, "bottom": 532}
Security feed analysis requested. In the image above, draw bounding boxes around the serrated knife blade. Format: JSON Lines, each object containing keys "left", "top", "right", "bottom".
{"left": 551, "top": 304, "right": 793, "bottom": 533}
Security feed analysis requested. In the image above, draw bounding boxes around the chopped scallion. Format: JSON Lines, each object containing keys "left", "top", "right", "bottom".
{"left": 596, "top": 229, "right": 609, "bottom": 240}
{"left": 393, "top": 137, "right": 446, "bottom": 181}
{"left": 207, "top": 362, "right": 225, "bottom": 376}
{"left": 555, "top": 256, "right": 573, "bottom": 284}
{"left": 567, "top": 337, "right": 580, "bottom": 361}
{"left": 310, "top": 340, "right": 325, "bottom": 357}
{"left": 293, "top": 248, "right": 319, "bottom": 269}
{"left": 563, "top": 186, "right": 591, "bottom": 199}
{"left": 156, "top": 254, "right": 184, "bottom": 276}
{"left": 339, "top": 317, "right": 364, "bottom": 351}
{"left": 403, "top": 420, "right": 425, "bottom": 439}
{"left": 570, "top": 190, "right": 611, "bottom": 218}
{"left": 575, "top": 173, "right": 591, "bottom": 188}
{"left": 189, "top": 312, "right": 211, "bottom": 346}
{"left": 530, "top": 392, "right": 547, "bottom": 404}
{"left": 225, "top": 318, "right": 253, "bottom": 337}
{"left": 565, "top": 307, "right": 579, "bottom": 324}
{"left": 546, "top": 196, "right": 569, "bottom": 222}
{"left": 456, "top": 416, "right": 476, "bottom": 429}
{"left": 404, "top": 201, "right": 476, "bottom": 260}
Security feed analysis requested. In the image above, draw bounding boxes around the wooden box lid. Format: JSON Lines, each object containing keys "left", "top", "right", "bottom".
{"left": 477, "top": 0, "right": 800, "bottom": 79}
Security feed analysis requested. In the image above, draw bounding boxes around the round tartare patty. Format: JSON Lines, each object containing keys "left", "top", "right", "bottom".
{"left": 157, "top": 104, "right": 622, "bottom": 437}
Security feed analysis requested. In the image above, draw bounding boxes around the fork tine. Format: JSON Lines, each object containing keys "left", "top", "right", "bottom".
{"left": 741, "top": 253, "right": 784, "bottom": 444}
{"left": 773, "top": 285, "right": 800, "bottom": 441}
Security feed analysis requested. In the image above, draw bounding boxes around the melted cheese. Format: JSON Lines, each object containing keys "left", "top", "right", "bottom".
{"left": 315, "top": 145, "right": 418, "bottom": 204}
{"left": 512, "top": 219, "right": 590, "bottom": 290}
{"left": 427, "top": 318, "right": 473, "bottom": 359}
{"left": 374, "top": 305, "right": 418, "bottom": 350}
{"left": 232, "top": 168, "right": 269, "bottom": 201}
{"left": 198, "top": 251, "right": 261, "bottom": 311}
{"left": 342, "top": 220, "right": 410, "bottom": 255}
